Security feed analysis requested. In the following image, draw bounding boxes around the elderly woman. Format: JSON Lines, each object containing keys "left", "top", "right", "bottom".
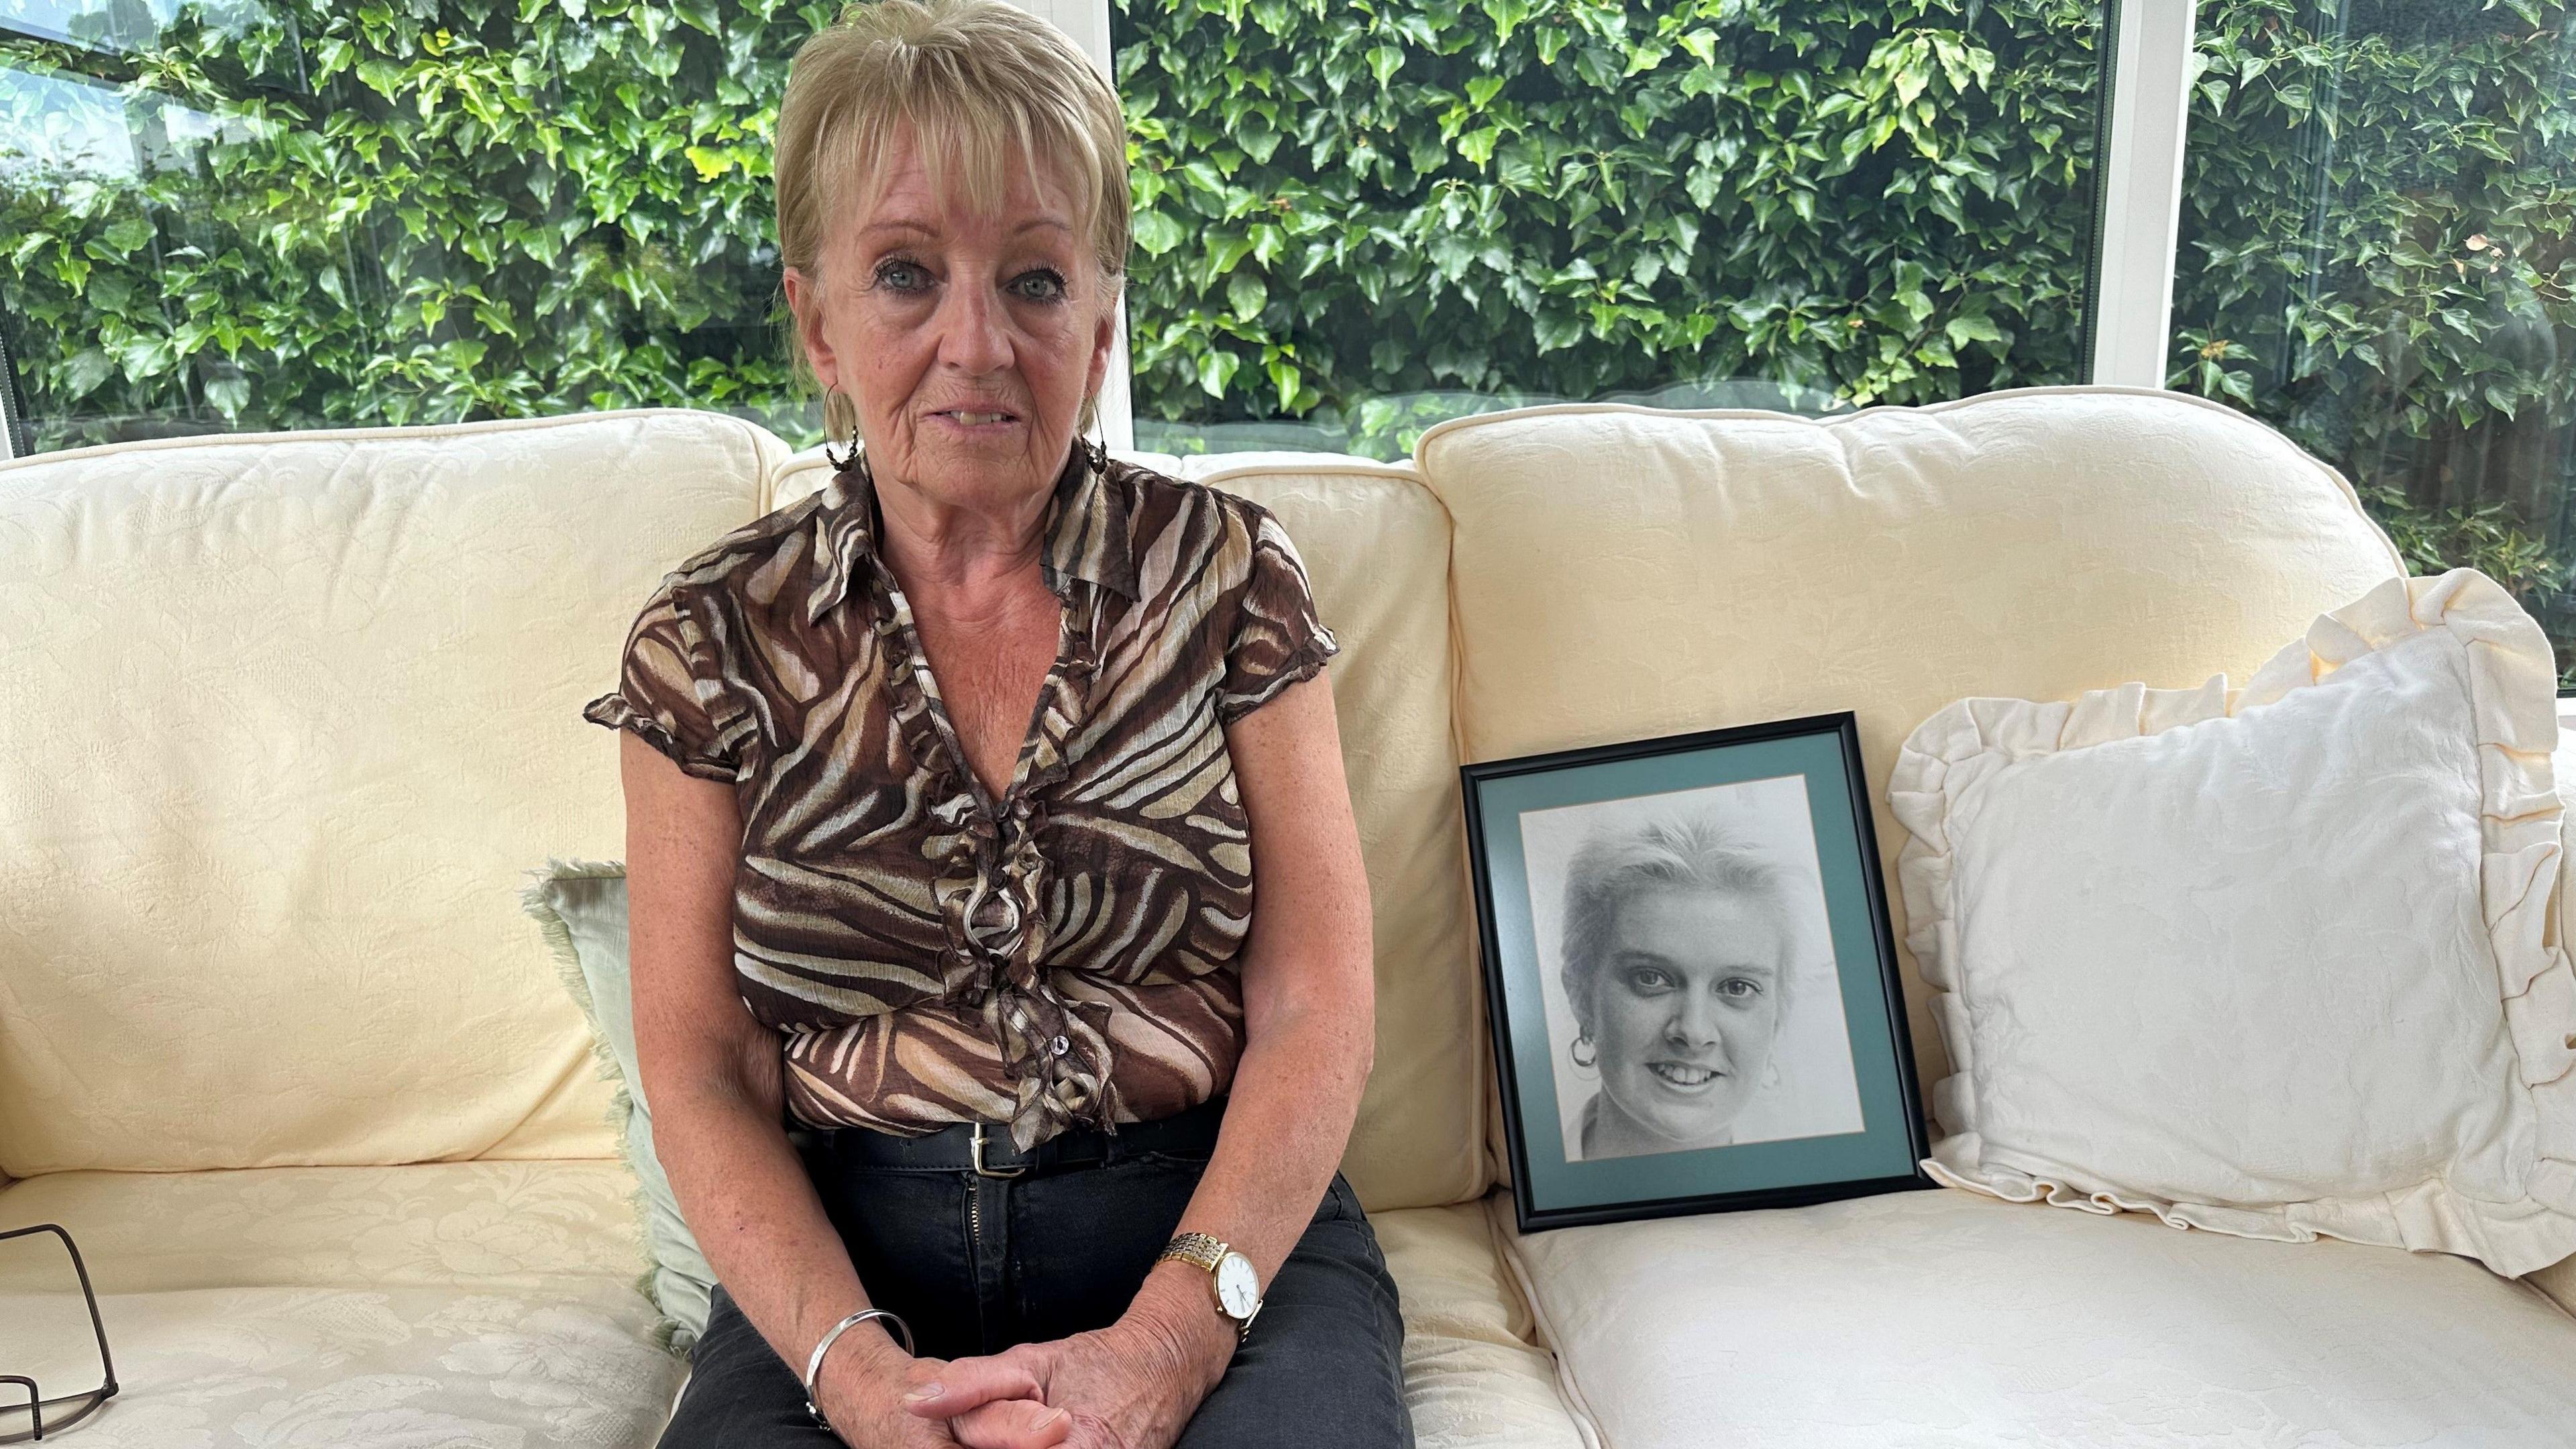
{"left": 580, "top": 3, "right": 1407, "bottom": 1446}
{"left": 1558, "top": 812, "right": 1811, "bottom": 1162}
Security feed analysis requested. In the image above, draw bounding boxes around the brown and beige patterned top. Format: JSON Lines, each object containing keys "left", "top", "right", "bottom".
{"left": 584, "top": 445, "right": 1340, "bottom": 1149}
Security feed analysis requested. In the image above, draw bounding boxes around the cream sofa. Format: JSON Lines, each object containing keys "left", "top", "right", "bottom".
{"left": 6, "top": 386, "right": 2576, "bottom": 1447}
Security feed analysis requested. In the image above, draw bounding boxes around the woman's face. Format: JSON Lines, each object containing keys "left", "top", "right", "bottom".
{"left": 1582, "top": 885, "right": 1790, "bottom": 1149}
{"left": 784, "top": 125, "right": 1116, "bottom": 511}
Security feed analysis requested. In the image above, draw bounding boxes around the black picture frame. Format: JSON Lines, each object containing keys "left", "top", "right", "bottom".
{"left": 1462, "top": 711, "right": 1933, "bottom": 1234}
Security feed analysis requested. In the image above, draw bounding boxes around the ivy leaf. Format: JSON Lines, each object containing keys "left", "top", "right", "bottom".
{"left": 1205, "top": 234, "right": 1256, "bottom": 277}
{"left": 1132, "top": 210, "right": 1185, "bottom": 258}
{"left": 1267, "top": 354, "right": 1303, "bottom": 410}
{"left": 98, "top": 217, "right": 154, "bottom": 257}
{"left": 1227, "top": 270, "right": 1268, "bottom": 320}
{"left": 1945, "top": 315, "right": 2006, "bottom": 347}
{"left": 1532, "top": 309, "right": 1582, "bottom": 353}
{"left": 1197, "top": 349, "right": 1240, "bottom": 398}
{"left": 61, "top": 348, "right": 114, "bottom": 399}
{"left": 204, "top": 372, "right": 252, "bottom": 419}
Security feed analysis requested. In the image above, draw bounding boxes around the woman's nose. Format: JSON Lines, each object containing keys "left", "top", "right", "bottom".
{"left": 932, "top": 282, "right": 1012, "bottom": 374}
{"left": 1665, "top": 990, "right": 1725, "bottom": 1051}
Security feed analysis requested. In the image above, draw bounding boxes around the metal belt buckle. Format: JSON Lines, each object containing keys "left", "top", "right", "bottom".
{"left": 969, "top": 1121, "right": 1027, "bottom": 1179}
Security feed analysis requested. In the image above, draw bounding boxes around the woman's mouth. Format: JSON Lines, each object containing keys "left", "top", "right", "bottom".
{"left": 1646, "top": 1062, "right": 1725, "bottom": 1088}
{"left": 930, "top": 407, "right": 1019, "bottom": 428}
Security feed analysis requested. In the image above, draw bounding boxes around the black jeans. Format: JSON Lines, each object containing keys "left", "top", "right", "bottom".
{"left": 657, "top": 1112, "right": 1413, "bottom": 1448}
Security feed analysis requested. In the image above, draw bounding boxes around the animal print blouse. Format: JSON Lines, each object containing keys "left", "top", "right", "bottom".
{"left": 583, "top": 444, "right": 1340, "bottom": 1149}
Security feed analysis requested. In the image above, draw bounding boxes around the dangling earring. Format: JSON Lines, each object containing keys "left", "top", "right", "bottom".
{"left": 1569, "top": 1034, "right": 1597, "bottom": 1070}
{"left": 821, "top": 406, "right": 860, "bottom": 472}
{"left": 1079, "top": 433, "right": 1108, "bottom": 476}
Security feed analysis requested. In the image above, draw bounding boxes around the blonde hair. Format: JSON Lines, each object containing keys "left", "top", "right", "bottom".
{"left": 774, "top": 0, "right": 1131, "bottom": 439}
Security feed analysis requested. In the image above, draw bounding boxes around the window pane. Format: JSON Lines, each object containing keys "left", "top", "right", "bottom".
{"left": 0, "top": 2, "right": 816, "bottom": 454}
{"left": 2171, "top": 0, "right": 2576, "bottom": 680}
{"left": 1113, "top": 0, "right": 2108, "bottom": 460}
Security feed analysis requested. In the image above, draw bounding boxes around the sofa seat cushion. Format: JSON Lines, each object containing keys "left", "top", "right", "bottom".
{"left": 1494, "top": 1185, "right": 2576, "bottom": 1448}
{"left": 1374, "top": 1198, "right": 1585, "bottom": 1449}
{"left": 0, "top": 1161, "right": 681, "bottom": 1446}
{"left": 0, "top": 1282, "right": 680, "bottom": 1448}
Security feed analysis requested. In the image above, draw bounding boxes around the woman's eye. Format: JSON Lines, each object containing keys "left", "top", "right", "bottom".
{"left": 873, "top": 259, "right": 930, "bottom": 292}
{"left": 1623, "top": 966, "right": 1675, "bottom": 992}
{"left": 1718, "top": 977, "right": 1763, "bottom": 1000}
{"left": 1011, "top": 268, "right": 1067, "bottom": 302}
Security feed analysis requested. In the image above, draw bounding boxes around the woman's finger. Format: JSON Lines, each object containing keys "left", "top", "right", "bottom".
{"left": 946, "top": 1397, "right": 1073, "bottom": 1449}
{"left": 901, "top": 1353, "right": 1047, "bottom": 1419}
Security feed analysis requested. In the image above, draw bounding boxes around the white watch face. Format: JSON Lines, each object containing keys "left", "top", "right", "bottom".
{"left": 1214, "top": 1251, "right": 1260, "bottom": 1320}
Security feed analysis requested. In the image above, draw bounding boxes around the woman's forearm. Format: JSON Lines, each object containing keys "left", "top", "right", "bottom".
{"left": 652, "top": 1072, "right": 890, "bottom": 1379}
{"left": 1125, "top": 984, "right": 1375, "bottom": 1364}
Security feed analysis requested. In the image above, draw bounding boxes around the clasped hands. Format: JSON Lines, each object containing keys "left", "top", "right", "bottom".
{"left": 816, "top": 1282, "right": 1232, "bottom": 1449}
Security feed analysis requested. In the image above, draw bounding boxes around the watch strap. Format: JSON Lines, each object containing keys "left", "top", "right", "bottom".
{"left": 1157, "top": 1230, "right": 1227, "bottom": 1273}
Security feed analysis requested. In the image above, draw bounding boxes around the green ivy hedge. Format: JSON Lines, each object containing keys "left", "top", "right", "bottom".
{"left": 2171, "top": 0, "right": 2576, "bottom": 627}
{"left": 1113, "top": 0, "right": 2101, "bottom": 452}
{"left": 3, "top": 0, "right": 2571, "bottom": 659}
{"left": 1, "top": 0, "right": 823, "bottom": 443}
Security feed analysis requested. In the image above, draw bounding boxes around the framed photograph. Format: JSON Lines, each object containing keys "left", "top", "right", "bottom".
{"left": 1462, "top": 711, "right": 1932, "bottom": 1233}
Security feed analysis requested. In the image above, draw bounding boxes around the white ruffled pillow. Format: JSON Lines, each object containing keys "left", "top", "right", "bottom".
{"left": 1889, "top": 569, "right": 2576, "bottom": 1276}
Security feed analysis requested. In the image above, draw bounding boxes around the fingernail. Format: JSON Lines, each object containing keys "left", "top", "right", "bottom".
{"left": 903, "top": 1383, "right": 943, "bottom": 1402}
{"left": 1042, "top": 1407, "right": 1069, "bottom": 1426}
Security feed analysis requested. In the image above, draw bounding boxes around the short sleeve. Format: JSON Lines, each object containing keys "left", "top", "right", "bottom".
{"left": 582, "top": 574, "right": 748, "bottom": 783}
{"left": 1214, "top": 500, "right": 1342, "bottom": 727}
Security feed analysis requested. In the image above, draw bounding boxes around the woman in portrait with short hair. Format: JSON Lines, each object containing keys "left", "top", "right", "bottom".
{"left": 1558, "top": 812, "right": 1815, "bottom": 1162}
{"left": 585, "top": 3, "right": 1410, "bottom": 1445}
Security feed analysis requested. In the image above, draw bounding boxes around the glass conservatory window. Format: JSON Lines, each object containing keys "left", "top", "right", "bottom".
{"left": 2169, "top": 0, "right": 2576, "bottom": 682}
{"left": 1111, "top": 0, "right": 2111, "bottom": 458}
{"left": 0, "top": 1, "right": 802, "bottom": 453}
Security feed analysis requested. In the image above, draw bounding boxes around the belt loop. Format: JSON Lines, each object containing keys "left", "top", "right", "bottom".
{"left": 970, "top": 1121, "right": 1027, "bottom": 1179}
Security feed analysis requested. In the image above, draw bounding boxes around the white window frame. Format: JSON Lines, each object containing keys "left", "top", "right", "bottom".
{"left": 0, "top": 321, "right": 21, "bottom": 461}
{"left": 1010, "top": 0, "right": 1134, "bottom": 453}
{"left": 2087, "top": 0, "right": 2202, "bottom": 388}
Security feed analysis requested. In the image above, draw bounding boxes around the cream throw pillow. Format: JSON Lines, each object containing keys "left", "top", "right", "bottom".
{"left": 1888, "top": 569, "right": 2576, "bottom": 1276}
{"left": 519, "top": 858, "right": 714, "bottom": 1353}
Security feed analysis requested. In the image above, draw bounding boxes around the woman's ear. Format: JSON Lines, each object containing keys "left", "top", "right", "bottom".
{"left": 1561, "top": 969, "right": 1593, "bottom": 1040}
{"left": 784, "top": 265, "right": 841, "bottom": 395}
{"left": 1081, "top": 272, "right": 1122, "bottom": 402}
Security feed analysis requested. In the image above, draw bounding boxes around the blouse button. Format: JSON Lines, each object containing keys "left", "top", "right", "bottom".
{"left": 1049, "top": 1034, "right": 1071, "bottom": 1058}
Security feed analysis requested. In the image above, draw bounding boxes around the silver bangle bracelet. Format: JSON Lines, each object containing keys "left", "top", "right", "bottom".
{"left": 802, "top": 1305, "right": 916, "bottom": 1432}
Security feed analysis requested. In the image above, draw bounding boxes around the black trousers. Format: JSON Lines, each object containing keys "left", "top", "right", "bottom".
{"left": 656, "top": 1109, "right": 1413, "bottom": 1448}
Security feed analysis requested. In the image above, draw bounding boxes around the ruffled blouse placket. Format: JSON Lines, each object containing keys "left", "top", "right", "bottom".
{"left": 866, "top": 560, "right": 1118, "bottom": 1150}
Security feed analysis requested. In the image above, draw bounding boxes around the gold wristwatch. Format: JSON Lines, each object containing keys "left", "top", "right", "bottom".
{"left": 1157, "top": 1231, "right": 1262, "bottom": 1342}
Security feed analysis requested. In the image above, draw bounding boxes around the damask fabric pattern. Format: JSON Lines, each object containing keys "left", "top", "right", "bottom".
{"left": 0, "top": 1161, "right": 683, "bottom": 1446}
{"left": 0, "top": 1285, "right": 682, "bottom": 1448}
{"left": 582, "top": 446, "right": 1341, "bottom": 1150}
{"left": 1496, "top": 1185, "right": 2576, "bottom": 1448}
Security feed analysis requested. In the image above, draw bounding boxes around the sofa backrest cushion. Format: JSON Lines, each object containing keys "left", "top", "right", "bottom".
{"left": 771, "top": 449, "right": 1491, "bottom": 1210}
{"left": 1413, "top": 387, "right": 2408, "bottom": 1173}
{"left": 0, "top": 409, "right": 784, "bottom": 1175}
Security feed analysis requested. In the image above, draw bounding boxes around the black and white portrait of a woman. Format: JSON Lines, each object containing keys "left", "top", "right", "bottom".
{"left": 1519, "top": 775, "right": 1867, "bottom": 1163}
